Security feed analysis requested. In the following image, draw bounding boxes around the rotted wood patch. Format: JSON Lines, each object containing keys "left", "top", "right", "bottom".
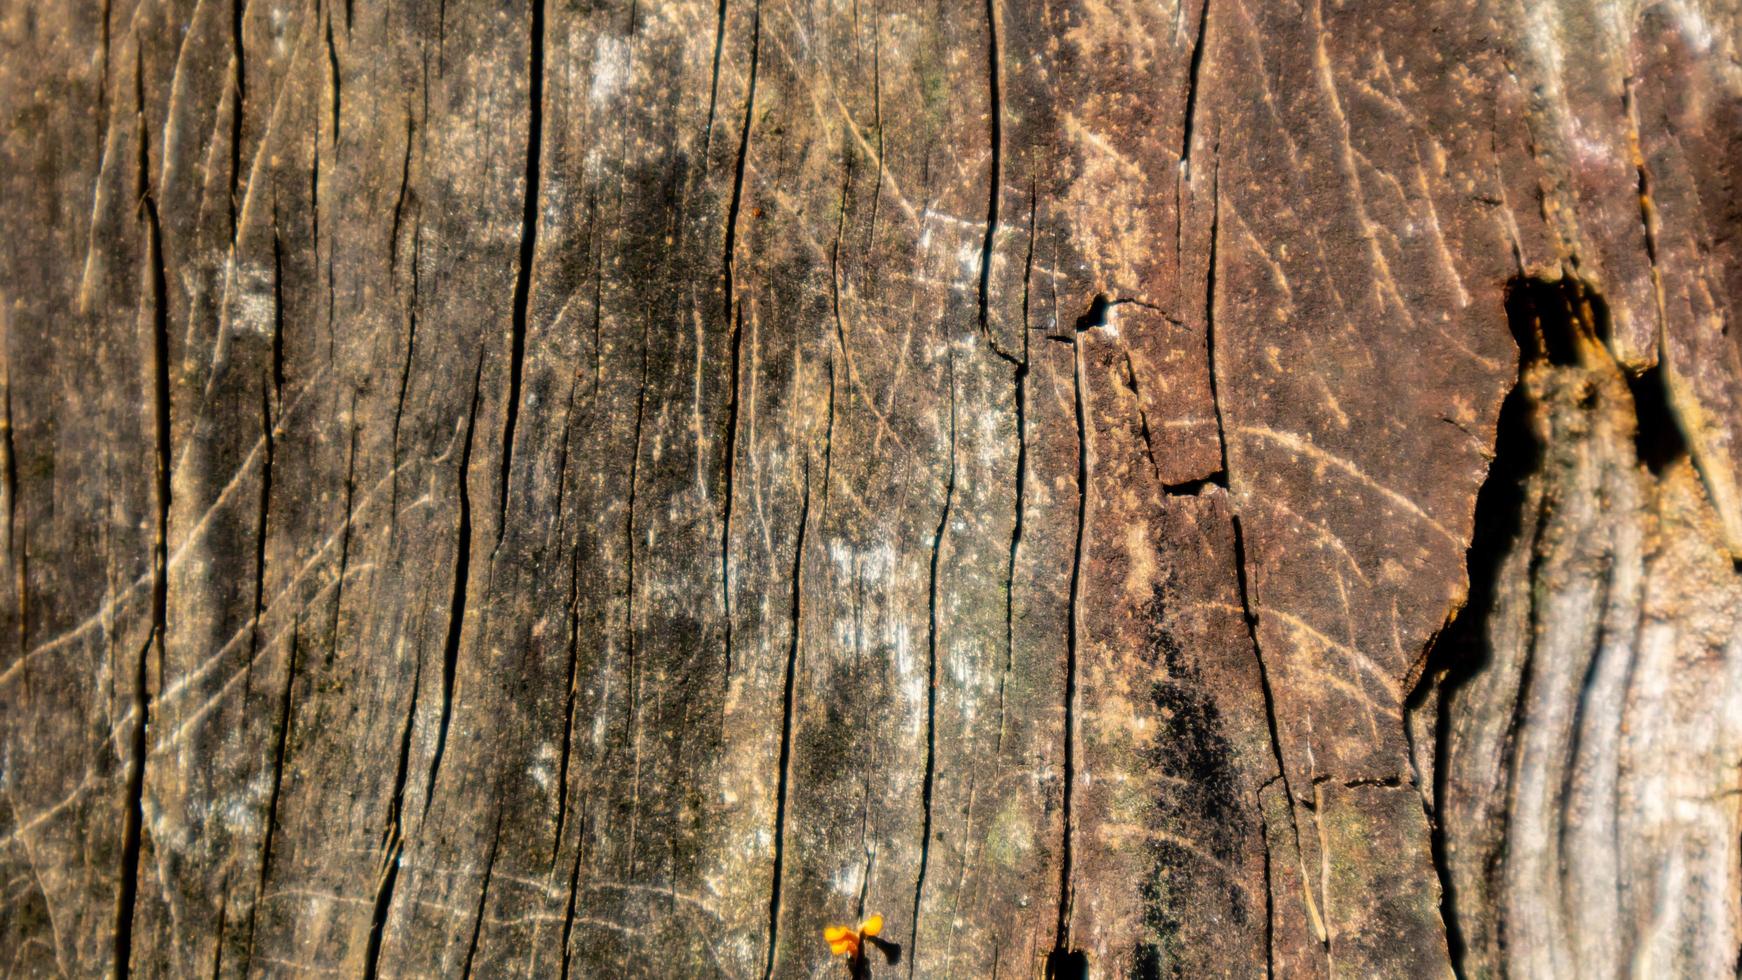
{"left": 2, "top": 0, "right": 1740, "bottom": 977}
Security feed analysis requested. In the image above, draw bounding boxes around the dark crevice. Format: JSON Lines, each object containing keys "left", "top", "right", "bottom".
{"left": 1508, "top": 275, "right": 1591, "bottom": 368}
{"left": 1175, "top": 0, "right": 1210, "bottom": 262}
{"left": 324, "top": 11, "right": 341, "bottom": 142}
{"left": 391, "top": 224, "right": 422, "bottom": 535}
{"left": 250, "top": 615, "right": 300, "bottom": 959}
{"left": 552, "top": 546, "right": 581, "bottom": 864}
{"left": 2, "top": 377, "right": 19, "bottom": 658}
{"left": 365, "top": 649, "right": 416, "bottom": 980}
{"left": 911, "top": 353, "right": 956, "bottom": 976}
{"left": 826, "top": 154, "right": 851, "bottom": 516}
{"left": 1621, "top": 82, "right": 1660, "bottom": 271}
{"left": 717, "top": 1, "right": 759, "bottom": 682}
{"left": 99, "top": 0, "right": 112, "bottom": 138}
{"left": 1054, "top": 315, "right": 1093, "bottom": 965}
{"left": 498, "top": 0, "right": 546, "bottom": 545}
{"left": 1202, "top": 154, "right": 1319, "bottom": 961}
{"left": 1228, "top": 512, "right": 1308, "bottom": 948}
{"left": 621, "top": 317, "right": 651, "bottom": 878}
{"left": 1072, "top": 294, "right": 1110, "bottom": 333}
{"left": 1259, "top": 785, "right": 1275, "bottom": 979}
{"left": 388, "top": 114, "right": 415, "bottom": 273}
{"left": 720, "top": 0, "right": 759, "bottom": 682}
{"left": 249, "top": 385, "right": 281, "bottom": 835}
{"left": 997, "top": 320, "right": 1029, "bottom": 753}
{"left": 1162, "top": 474, "right": 1227, "bottom": 496}
{"left": 722, "top": 1, "right": 761, "bottom": 310}
{"left": 720, "top": 303, "right": 744, "bottom": 676}
{"left": 239, "top": 212, "right": 287, "bottom": 975}
{"left": 1180, "top": 0, "right": 1210, "bottom": 175}
{"left": 702, "top": 0, "right": 728, "bottom": 155}
{"left": 1120, "top": 351, "right": 1163, "bottom": 481}
{"left": 309, "top": 131, "right": 319, "bottom": 275}
{"left": 867, "top": 31, "right": 884, "bottom": 248}
{"left": 459, "top": 808, "right": 504, "bottom": 979}
{"left": 244, "top": 229, "right": 278, "bottom": 693}
{"left": 763, "top": 451, "right": 813, "bottom": 980}
{"left": 978, "top": 0, "right": 1012, "bottom": 363}
{"left": 209, "top": 879, "right": 229, "bottom": 980}
{"left": 329, "top": 394, "right": 359, "bottom": 653}
{"left": 119, "top": 62, "right": 169, "bottom": 972}
{"left": 1045, "top": 948, "right": 1088, "bottom": 980}
{"left": 424, "top": 359, "right": 484, "bottom": 818}
{"left": 1202, "top": 156, "right": 1231, "bottom": 480}
{"left": 820, "top": 359, "right": 838, "bottom": 533}
{"left": 557, "top": 813, "right": 587, "bottom": 980}
{"left": 228, "top": 0, "right": 246, "bottom": 239}
{"left": 1341, "top": 776, "right": 1404, "bottom": 789}
{"left": 270, "top": 207, "right": 286, "bottom": 395}
{"left": 1626, "top": 361, "right": 1686, "bottom": 474}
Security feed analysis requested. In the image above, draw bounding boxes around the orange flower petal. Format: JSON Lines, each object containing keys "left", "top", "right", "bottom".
{"left": 829, "top": 939, "right": 854, "bottom": 956}
{"left": 859, "top": 914, "right": 883, "bottom": 938}
{"left": 824, "top": 926, "right": 851, "bottom": 943}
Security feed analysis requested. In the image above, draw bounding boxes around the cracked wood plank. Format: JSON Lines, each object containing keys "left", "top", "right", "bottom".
{"left": 4, "top": 0, "right": 1741, "bottom": 977}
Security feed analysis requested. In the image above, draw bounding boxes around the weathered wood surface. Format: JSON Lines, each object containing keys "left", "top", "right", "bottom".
{"left": 1, "top": 0, "right": 1739, "bottom": 976}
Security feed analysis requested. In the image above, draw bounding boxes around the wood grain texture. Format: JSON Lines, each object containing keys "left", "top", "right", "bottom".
{"left": 2, "top": 0, "right": 1739, "bottom": 977}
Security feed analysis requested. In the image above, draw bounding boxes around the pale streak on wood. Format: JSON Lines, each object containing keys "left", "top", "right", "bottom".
{"left": 4, "top": 336, "right": 419, "bottom": 684}
{"left": 1235, "top": 424, "right": 1461, "bottom": 549}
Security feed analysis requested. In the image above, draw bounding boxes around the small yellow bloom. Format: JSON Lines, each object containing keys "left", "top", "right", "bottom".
{"left": 822, "top": 915, "right": 884, "bottom": 960}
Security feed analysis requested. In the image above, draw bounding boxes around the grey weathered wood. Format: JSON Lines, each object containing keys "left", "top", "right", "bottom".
{"left": 2, "top": 0, "right": 1740, "bottom": 977}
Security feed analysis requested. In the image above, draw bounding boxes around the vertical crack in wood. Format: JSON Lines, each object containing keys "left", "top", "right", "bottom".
{"left": 227, "top": 0, "right": 246, "bottom": 239}
{"left": 99, "top": 0, "right": 112, "bottom": 140}
{"left": 867, "top": 29, "right": 884, "bottom": 249}
{"left": 764, "top": 452, "right": 813, "bottom": 980}
{"left": 1180, "top": 0, "right": 1209, "bottom": 177}
{"left": 388, "top": 115, "right": 415, "bottom": 275}
{"left": 423, "top": 359, "right": 485, "bottom": 819}
{"left": 249, "top": 613, "right": 301, "bottom": 971}
{"left": 997, "top": 344, "right": 1028, "bottom": 750}
{"left": 240, "top": 213, "right": 289, "bottom": 975}
{"left": 209, "top": 872, "right": 230, "bottom": 979}
{"left": 311, "top": 135, "right": 324, "bottom": 362}
{"left": 390, "top": 222, "right": 421, "bottom": 534}
{"left": 117, "top": 43, "right": 168, "bottom": 973}
{"left": 1201, "top": 153, "right": 1229, "bottom": 484}
{"left": 720, "top": 303, "right": 743, "bottom": 676}
{"left": 1120, "top": 350, "right": 1164, "bottom": 483}
{"left": 977, "top": 0, "right": 1009, "bottom": 362}
{"left": 552, "top": 419, "right": 582, "bottom": 863}
{"left": 557, "top": 811, "right": 587, "bottom": 980}
{"left": 996, "top": 184, "right": 1037, "bottom": 753}
{"left": 499, "top": 0, "right": 546, "bottom": 544}
{"left": 702, "top": 0, "right": 729, "bottom": 156}
{"left": 622, "top": 316, "right": 651, "bottom": 874}
{"left": 721, "top": 3, "right": 760, "bottom": 682}
{"left": 459, "top": 807, "right": 504, "bottom": 979}
{"left": 1052, "top": 316, "right": 1092, "bottom": 969}
{"left": 365, "top": 641, "right": 417, "bottom": 979}
{"left": 1200, "top": 145, "right": 1322, "bottom": 956}
{"left": 330, "top": 392, "right": 359, "bottom": 651}
{"left": 911, "top": 351, "right": 956, "bottom": 975}
{"left": 323, "top": 9, "right": 341, "bottom": 143}
{"left": 249, "top": 214, "right": 284, "bottom": 682}
{"left": 3, "top": 350, "right": 22, "bottom": 659}
{"left": 722, "top": 1, "right": 761, "bottom": 313}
